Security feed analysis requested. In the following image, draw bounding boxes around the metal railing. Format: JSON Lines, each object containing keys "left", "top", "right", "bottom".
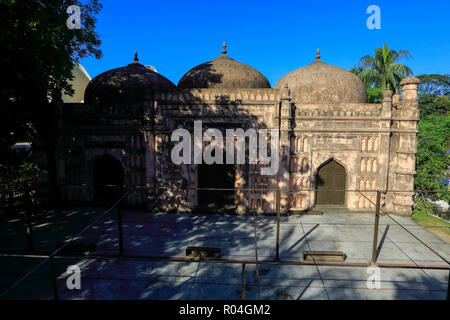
{"left": 0, "top": 183, "right": 448, "bottom": 300}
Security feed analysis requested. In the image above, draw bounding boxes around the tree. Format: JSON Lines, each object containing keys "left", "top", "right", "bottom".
{"left": 416, "top": 74, "right": 450, "bottom": 117}
{"left": 0, "top": 0, "right": 102, "bottom": 149}
{"left": 415, "top": 73, "right": 450, "bottom": 203}
{"left": 418, "top": 94, "right": 450, "bottom": 117}
{"left": 0, "top": 0, "right": 102, "bottom": 186}
{"left": 353, "top": 43, "right": 413, "bottom": 93}
{"left": 350, "top": 67, "right": 383, "bottom": 103}
{"left": 415, "top": 113, "right": 450, "bottom": 202}
{"left": 416, "top": 74, "right": 450, "bottom": 96}
{"left": 366, "top": 87, "right": 384, "bottom": 103}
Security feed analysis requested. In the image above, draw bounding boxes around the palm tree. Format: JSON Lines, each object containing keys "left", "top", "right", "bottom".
{"left": 354, "top": 43, "right": 413, "bottom": 93}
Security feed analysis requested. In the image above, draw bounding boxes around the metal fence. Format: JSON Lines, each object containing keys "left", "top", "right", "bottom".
{"left": 0, "top": 184, "right": 448, "bottom": 300}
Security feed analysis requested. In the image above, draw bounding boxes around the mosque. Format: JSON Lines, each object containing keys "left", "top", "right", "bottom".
{"left": 35, "top": 44, "right": 420, "bottom": 216}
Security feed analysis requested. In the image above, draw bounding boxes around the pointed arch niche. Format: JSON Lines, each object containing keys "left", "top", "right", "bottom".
{"left": 315, "top": 158, "right": 347, "bottom": 205}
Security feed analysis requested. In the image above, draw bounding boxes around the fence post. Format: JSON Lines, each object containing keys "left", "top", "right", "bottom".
{"left": 275, "top": 189, "right": 281, "bottom": 261}
{"left": 24, "top": 186, "right": 34, "bottom": 252}
{"left": 371, "top": 191, "right": 381, "bottom": 263}
{"left": 8, "top": 186, "right": 14, "bottom": 216}
{"left": 241, "top": 263, "right": 246, "bottom": 300}
{"left": 447, "top": 269, "right": 449, "bottom": 300}
{"left": 49, "top": 256, "right": 59, "bottom": 300}
{"left": 117, "top": 202, "right": 124, "bottom": 255}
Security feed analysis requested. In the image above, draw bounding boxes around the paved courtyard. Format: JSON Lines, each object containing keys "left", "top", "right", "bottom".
{"left": 0, "top": 208, "right": 448, "bottom": 299}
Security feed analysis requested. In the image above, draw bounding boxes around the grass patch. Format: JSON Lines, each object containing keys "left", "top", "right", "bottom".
{"left": 412, "top": 198, "right": 450, "bottom": 242}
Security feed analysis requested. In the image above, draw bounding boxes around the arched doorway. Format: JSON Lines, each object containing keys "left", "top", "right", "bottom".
{"left": 93, "top": 154, "right": 124, "bottom": 205}
{"left": 315, "top": 159, "right": 346, "bottom": 205}
{"left": 197, "top": 155, "right": 235, "bottom": 211}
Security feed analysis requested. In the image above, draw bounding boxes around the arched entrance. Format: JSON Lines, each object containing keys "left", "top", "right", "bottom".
{"left": 93, "top": 154, "right": 124, "bottom": 205}
{"left": 197, "top": 156, "right": 235, "bottom": 210}
{"left": 315, "top": 159, "right": 346, "bottom": 205}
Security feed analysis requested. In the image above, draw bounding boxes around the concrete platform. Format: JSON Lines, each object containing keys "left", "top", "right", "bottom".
{"left": 0, "top": 208, "right": 448, "bottom": 299}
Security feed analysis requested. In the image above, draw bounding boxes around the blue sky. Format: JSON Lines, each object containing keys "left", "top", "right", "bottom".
{"left": 80, "top": 0, "right": 450, "bottom": 87}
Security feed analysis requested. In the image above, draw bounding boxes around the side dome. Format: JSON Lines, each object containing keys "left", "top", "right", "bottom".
{"left": 62, "top": 63, "right": 91, "bottom": 103}
{"left": 275, "top": 50, "right": 367, "bottom": 104}
{"left": 178, "top": 43, "right": 271, "bottom": 89}
{"left": 84, "top": 52, "right": 176, "bottom": 104}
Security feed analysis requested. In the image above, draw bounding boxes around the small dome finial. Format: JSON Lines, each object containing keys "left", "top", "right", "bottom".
{"left": 384, "top": 83, "right": 393, "bottom": 99}
{"left": 316, "top": 48, "right": 320, "bottom": 60}
{"left": 133, "top": 51, "right": 139, "bottom": 63}
{"left": 222, "top": 42, "right": 227, "bottom": 55}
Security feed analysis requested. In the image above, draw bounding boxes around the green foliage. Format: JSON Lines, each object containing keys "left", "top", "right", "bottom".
{"left": 415, "top": 113, "right": 450, "bottom": 202}
{"left": 415, "top": 74, "right": 450, "bottom": 202}
{"left": 0, "top": 148, "right": 37, "bottom": 193}
{"left": 417, "top": 74, "right": 450, "bottom": 96}
{"left": 350, "top": 66, "right": 363, "bottom": 76}
{"left": 353, "top": 43, "right": 412, "bottom": 93}
{"left": 366, "top": 87, "right": 384, "bottom": 103}
{"left": 418, "top": 94, "right": 450, "bottom": 117}
{"left": 417, "top": 74, "right": 450, "bottom": 117}
{"left": 0, "top": 0, "right": 102, "bottom": 188}
{"left": 412, "top": 197, "right": 434, "bottom": 221}
{"left": 0, "top": 0, "right": 103, "bottom": 149}
{"left": 412, "top": 198, "right": 450, "bottom": 234}
{"left": 413, "top": 197, "right": 428, "bottom": 212}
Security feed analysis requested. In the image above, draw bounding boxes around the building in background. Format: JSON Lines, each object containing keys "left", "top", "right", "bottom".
{"left": 61, "top": 63, "right": 91, "bottom": 103}
{"left": 35, "top": 45, "right": 421, "bottom": 216}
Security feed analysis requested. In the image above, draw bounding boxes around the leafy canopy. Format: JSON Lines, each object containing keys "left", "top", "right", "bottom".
{"left": 366, "top": 87, "right": 384, "bottom": 103}
{"left": 415, "top": 113, "right": 450, "bottom": 202}
{"left": 352, "top": 43, "right": 412, "bottom": 94}
{"left": 0, "top": 0, "right": 102, "bottom": 183}
{"left": 415, "top": 73, "right": 449, "bottom": 202}
{"left": 0, "top": 0, "right": 102, "bottom": 147}
{"left": 417, "top": 74, "right": 450, "bottom": 96}
{"left": 418, "top": 94, "right": 450, "bottom": 117}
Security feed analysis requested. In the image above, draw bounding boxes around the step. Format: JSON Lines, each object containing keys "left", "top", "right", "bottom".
{"left": 186, "top": 246, "right": 221, "bottom": 259}
{"left": 303, "top": 250, "right": 346, "bottom": 263}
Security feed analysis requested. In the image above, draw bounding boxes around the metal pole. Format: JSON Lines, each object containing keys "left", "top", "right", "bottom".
{"left": 8, "top": 188, "right": 14, "bottom": 216}
{"left": 371, "top": 191, "right": 381, "bottom": 263}
{"left": 241, "top": 263, "right": 246, "bottom": 300}
{"left": 117, "top": 204, "right": 124, "bottom": 255}
{"left": 24, "top": 186, "right": 34, "bottom": 252}
{"left": 275, "top": 189, "right": 281, "bottom": 261}
{"left": 49, "top": 256, "right": 59, "bottom": 300}
{"left": 447, "top": 269, "right": 449, "bottom": 300}
{"left": 251, "top": 186, "right": 261, "bottom": 300}
{"left": 25, "top": 209, "right": 34, "bottom": 252}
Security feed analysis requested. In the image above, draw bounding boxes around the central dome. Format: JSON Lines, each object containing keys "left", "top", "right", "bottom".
{"left": 178, "top": 43, "right": 271, "bottom": 89}
{"left": 275, "top": 50, "right": 367, "bottom": 104}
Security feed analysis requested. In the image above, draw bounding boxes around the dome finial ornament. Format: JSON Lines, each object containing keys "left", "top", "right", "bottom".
{"left": 384, "top": 83, "right": 393, "bottom": 99}
{"left": 274, "top": 52, "right": 367, "bottom": 103}
{"left": 316, "top": 48, "right": 320, "bottom": 60}
{"left": 133, "top": 51, "right": 139, "bottom": 63}
{"left": 84, "top": 54, "right": 176, "bottom": 104}
{"left": 222, "top": 42, "right": 227, "bottom": 55}
{"left": 178, "top": 44, "right": 271, "bottom": 89}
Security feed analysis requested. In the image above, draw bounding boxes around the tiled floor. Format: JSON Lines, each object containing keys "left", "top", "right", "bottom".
{"left": 0, "top": 209, "right": 448, "bottom": 299}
